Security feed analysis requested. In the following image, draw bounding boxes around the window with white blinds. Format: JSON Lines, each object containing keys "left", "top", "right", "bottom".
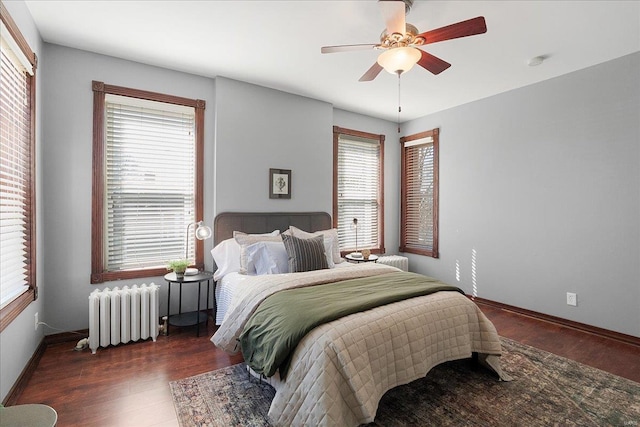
{"left": 105, "top": 95, "right": 196, "bottom": 271}
{"left": 400, "top": 128, "right": 439, "bottom": 257}
{"left": 333, "top": 126, "right": 384, "bottom": 254}
{"left": 0, "top": 4, "right": 37, "bottom": 328}
{"left": 91, "top": 82, "right": 205, "bottom": 283}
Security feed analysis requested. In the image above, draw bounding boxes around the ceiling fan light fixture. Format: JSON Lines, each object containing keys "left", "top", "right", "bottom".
{"left": 377, "top": 47, "right": 421, "bottom": 75}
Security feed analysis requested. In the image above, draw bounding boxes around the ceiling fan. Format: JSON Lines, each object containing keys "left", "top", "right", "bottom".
{"left": 321, "top": 0, "right": 487, "bottom": 81}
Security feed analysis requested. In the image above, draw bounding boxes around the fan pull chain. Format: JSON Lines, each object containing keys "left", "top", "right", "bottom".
{"left": 397, "top": 73, "right": 401, "bottom": 133}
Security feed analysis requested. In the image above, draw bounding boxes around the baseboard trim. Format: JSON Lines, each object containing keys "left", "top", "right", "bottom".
{"left": 2, "top": 338, "right": 46, "bottom": 406}
{"left": 44, "top": 329, "right": 89, "bottom": 346}
{"left": 472, "top": 296, "right": 640, "bottom": 348}
{"left": 2, "top": 330, "right": 89, "bottom": 406}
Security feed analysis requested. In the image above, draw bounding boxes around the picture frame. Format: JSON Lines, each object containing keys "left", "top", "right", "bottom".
{"left": 269, "top": 168, "right": 291, "bottom": 199}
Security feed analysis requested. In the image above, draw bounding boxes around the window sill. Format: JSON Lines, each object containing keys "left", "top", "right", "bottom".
{"left": 0, "top": 289, "right": 36, "bottom": 333}
{"left": 399, "top": 247, "right": 439, "bottom": 258}
{"left": 91, "top": 264, "right": 205, "bottom": 284}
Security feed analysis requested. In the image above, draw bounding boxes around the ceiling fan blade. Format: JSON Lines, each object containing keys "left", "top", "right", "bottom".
{"left": 417, "top": 50, "right": 451, "bottom": 75}
{"left": 379, "top": 0, "right": 406, "bottom": 35}
{"left": 418, "top": 16, "right": 487, "bottom": 45}
{"left": 359, "top": 62, "right": 384, "bottom": 82}
{"left": 321, "top": 44, "right": 379, "bottom": 54}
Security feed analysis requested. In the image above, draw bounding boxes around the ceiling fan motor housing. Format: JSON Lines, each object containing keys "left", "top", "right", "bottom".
{"left": 392, "top": 0, "right": 414, "bottom": 14}
{"left": 379, "top": 23, "right": 425, "bottom": 49}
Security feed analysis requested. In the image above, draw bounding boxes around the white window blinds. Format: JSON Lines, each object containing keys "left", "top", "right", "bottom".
{"left": 0, "top": 33, "right": 33, "bottom": 308}
{"left": 104, "top": 94, "right": 196, "bottom": 271}
{"left": 400, "top": 129, "right": 439, "bottom": 257}
{"left": 336, "top": 134, "right": 381, "bottom": 252}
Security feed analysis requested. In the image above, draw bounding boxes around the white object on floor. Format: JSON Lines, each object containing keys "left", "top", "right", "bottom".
{"left": 0, "top": 404, "right": 57, "bottom": 427}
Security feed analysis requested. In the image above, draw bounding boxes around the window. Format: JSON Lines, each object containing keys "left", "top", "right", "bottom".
{"left": 333, "top": 126, "right": 384, "bottom": 254}
{"left": 0, "top": 2, "right": 38, "bottom": 332}
{"left": 400, "top": 128, "right": 439, "bottom": 257}
{"left": 91, "top": 81, "right": 205, "bottom": 284}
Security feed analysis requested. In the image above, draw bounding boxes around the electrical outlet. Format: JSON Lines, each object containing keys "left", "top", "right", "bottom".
{"left": 566, "top": 292, "right": 577, "bottom": 307}
{"left": 34, "top": 312, "right": 38, "bottom": 330}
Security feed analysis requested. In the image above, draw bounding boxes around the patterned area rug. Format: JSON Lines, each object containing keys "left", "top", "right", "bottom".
{"left": 169, "top": 338, "right": 640, "bottom": 426}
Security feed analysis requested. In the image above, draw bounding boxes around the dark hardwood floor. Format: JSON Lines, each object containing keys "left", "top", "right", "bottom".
{"left": 14, "top": 303, "right": 640, "bottom": 427}
{"left": 476, "top": 302, "right": 640, "bottom": 383}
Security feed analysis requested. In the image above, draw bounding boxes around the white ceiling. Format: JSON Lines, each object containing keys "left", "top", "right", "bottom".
{"left": 25, "top": 0, "right": 640, "bottom": 122}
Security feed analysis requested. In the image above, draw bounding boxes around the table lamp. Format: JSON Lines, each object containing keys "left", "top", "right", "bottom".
{"left": 350, "top": 218, "right": 363, "bottom": 259}
{"left": 185, "top": 220, "right": 212, "bottom": 275}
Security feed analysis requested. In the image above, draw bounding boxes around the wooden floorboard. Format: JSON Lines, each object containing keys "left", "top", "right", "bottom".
{"left": 14, "top": 306, "right": 640, "bottom": 426}
{"left": 476, "top": 302, "right": 640, "bottom": 383}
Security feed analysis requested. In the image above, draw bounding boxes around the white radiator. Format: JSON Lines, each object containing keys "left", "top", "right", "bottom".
{"left": 88, "top": 283, "right": 160, "bottom": 354}
{"left": 377, "top": 255, "right": 409, "bottom": 272}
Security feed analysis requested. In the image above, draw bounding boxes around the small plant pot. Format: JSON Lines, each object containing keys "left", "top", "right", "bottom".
{"left": 175, "top": 271, "right": 185, "bottom": 280}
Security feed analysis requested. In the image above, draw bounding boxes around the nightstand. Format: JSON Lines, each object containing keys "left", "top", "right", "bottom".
{"left": 345, "top": 254, "right": 378, "bottom": 263}
{"left": 165, "top": 271, "right": 214, "bottom": 337}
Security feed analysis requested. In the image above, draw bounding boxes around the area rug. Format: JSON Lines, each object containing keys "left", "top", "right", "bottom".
{"left": 169, "top": 337, "right": 640, "bottom": 426}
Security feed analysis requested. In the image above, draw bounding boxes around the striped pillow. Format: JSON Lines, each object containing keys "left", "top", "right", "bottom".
{"left": 282, "top": 234, "right": 328, "bottom": 273}
{"left": 288, "top": 226, "right": 343, "bottom": 264}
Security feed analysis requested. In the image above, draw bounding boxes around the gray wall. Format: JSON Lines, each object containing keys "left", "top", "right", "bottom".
{"left": 333, "top": 109, "right": 401, "bottom": 255}
{"left": 212, "top": 78, "right": 400, "bottom": 253}
{"left": 213, "top": 77, "right": 333, "bottom": 215}
{"left": 39, "top": 44, "right": 217, "bottom": 333}
{"left": 0, "top": 0, "right": 44, "bottom": 403}
{"left": 402, "top": 52, "right": 640, "bottom": 337}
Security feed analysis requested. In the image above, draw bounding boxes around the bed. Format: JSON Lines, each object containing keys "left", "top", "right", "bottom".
{"left": 210, "top": 211, "right": 507, "bottom": 426}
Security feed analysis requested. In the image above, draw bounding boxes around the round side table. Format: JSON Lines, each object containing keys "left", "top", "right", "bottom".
{"left": 164, "top": 271, "right": 214, "bottom": 337}
{"left": 345, "top": 254, "right": 378, "bottom": 263}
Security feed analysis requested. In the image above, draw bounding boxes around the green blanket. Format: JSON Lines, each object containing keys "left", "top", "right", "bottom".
{"left": 239, "top": 271, "right": 464, "bottom": 379}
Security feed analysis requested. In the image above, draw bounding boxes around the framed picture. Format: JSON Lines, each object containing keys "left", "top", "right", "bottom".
{"left": 269, "top": 168, "right": 291, "bottom": 199}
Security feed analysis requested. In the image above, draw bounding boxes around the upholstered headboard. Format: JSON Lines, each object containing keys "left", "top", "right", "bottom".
{"left": 213, "top": 212, "right": 332, "bottom": 245}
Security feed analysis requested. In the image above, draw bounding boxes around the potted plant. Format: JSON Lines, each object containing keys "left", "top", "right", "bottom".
{"left": 167, "top": 259, "right": 190, "bottom": 280}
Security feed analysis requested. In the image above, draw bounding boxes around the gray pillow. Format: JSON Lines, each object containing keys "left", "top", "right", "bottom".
{"left": 282, "top": 234, "right": 328, "bottom": 273}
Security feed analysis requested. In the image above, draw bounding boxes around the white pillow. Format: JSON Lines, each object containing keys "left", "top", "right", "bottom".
{"left": 211, "top": 238, "right": 241, "bottom": 281}
{"left": 211, "top": 230, "right": 281, "bottom": 280}
{"left": 245, "top": 241, "right": 289, "bottom": 275}
{"left": 289, "top": 226, "right": 343, "bottom": 264}
{"left": 234, "top": 230, "right": 281, "bottom": 274}
{"left": 323, "top": 237, "right": 335, "bottom": 269}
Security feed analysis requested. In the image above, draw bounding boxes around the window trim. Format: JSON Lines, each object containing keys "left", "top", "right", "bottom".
{"left": 0, "top": 0, "right": 38, "bottom": 332}
{"left": 90, "top": 81, "right": 205, "bottom": 284}
{"left": 399, "top": 128, "right": 439, "bottom": 257}
{"left": 332, "top": 126, "right": 385, "bottom": 255}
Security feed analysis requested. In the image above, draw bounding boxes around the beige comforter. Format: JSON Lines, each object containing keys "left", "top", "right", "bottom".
{"left": 212, "top": 263, "right": 504, "bottom": 426}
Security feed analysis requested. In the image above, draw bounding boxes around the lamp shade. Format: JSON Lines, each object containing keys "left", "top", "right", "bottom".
{"left": 185, "top": 221, "right": 211, "bottom": 261}
{"left": 377, "top": 47, "right": 421, "bottom": 75}
{"left": 194, "top": 222, "right": 212, "bottom": 240}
